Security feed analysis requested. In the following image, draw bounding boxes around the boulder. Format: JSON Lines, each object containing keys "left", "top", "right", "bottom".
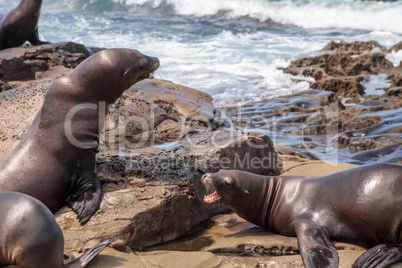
{"left": 126, "top": 79, "right": 215, "bottom": 123}
{"left": 0, "top": 42, "right": 98, "bottom": 83}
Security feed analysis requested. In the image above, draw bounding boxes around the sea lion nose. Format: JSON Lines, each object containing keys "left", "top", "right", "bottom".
{"left": 151, "top": 57, "right": 160, "bottom": 72}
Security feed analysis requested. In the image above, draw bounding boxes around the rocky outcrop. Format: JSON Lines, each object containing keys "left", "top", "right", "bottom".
{"left": 283, "top": 40, "right": 394, "bottom": 97}
{"left": 0, "top": 42, "right": 98, "bottom": 86}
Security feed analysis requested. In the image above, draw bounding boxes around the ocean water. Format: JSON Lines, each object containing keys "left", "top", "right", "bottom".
{"left": 1, "top": 0, "right": 402, "bottom": 107}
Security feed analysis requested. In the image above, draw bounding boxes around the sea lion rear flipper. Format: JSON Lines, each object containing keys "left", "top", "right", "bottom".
{"left": 64, "top": 237, "right": 115, "bottom": 268}
{"left": 352, "top": 244, "right": 402, "bottom": 268}
{"left": 294, "top": 219, "right": 339, "bottom": 268}
{"left": 66, "top": 164, "right": 102, "bottom": 225}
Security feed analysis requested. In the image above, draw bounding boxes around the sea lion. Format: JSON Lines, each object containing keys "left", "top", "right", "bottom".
{"left": 0, "top": 0, "right": 49, "bottom": 50}
{"left": 201, "top": 163, "right": 402, "bottom": 268}
{"left": 0, "top": 48, "right": 159, "bottom": 224}
{"left": 0, "top": 192, "right": 114, "bottom": 268}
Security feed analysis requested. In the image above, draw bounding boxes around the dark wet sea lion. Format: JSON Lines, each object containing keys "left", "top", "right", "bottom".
{"left": 0, "top": 192, "right": 114, "bottom": 268}
{"left": 201, "top": 163, "right": 402, "bottom": 268}
{"left": 0, "top": 48, "right": 159, "bottom": 224}
{"left": 0, "top": 0, "right": 49, "bottom": 50}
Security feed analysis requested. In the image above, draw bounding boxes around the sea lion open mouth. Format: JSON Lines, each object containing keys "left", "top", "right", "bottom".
{"left": 204, "top": 190, "right": 221, "bottom": 203}
{"left": 139, "top": 73, "right": 151, "bottom": 80}
{"left": 202, "top": 175, "right": 221, "bottom": 204}
{"left": 139, "top": 60, "right": 160, "bottom": 80}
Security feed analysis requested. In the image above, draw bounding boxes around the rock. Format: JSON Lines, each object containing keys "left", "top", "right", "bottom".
{"left": 0, "top": 42, "right": 101, "bottom": 83}
{"left": 57, "top": 130, "right": 278, "bottom": 257}
{"left": 87, "top": 248, "right": 225, "bottom": 268}
{"left": 126, "top": 79, "right": 216, "bottom": 123}
{"left": 283, "top": 40, "right": 394, "bottom": 98}
{"left": 310, "top": 76, "right": 365, "bottom": 97}
{"left": 389, "top": 41, "right": 402, "bottom": 52}
{"left": 350, "top": 145, "right": 402, "bottom": 165}
{"left": 0, "top": 80, "right": 50, "bottom": 146}
{"left": 289, "top": 52, "right": 392, "bottom": 77}
{"left": 0, "top": 56, "right": 40, "bottom": 81}
{"left": 322, "top": 40, "right": 388, "bottom": 54}
{"left": 386, "top": 87, "right": 402, "bottom": 97}
{"left": 0, "top": 80, "right": 11, "bottom": 92}
{"left": 386, "top": 70, "right": 402, "bottom": 88}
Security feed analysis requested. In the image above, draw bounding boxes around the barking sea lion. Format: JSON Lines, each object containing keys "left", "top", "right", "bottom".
{"left": 202, "top": 163, "right": 402, "bottom": 268}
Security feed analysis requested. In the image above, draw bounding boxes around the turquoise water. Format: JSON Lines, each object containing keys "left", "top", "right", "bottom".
{"left": 1, "top": 0, "right": 401, "bottom": 106}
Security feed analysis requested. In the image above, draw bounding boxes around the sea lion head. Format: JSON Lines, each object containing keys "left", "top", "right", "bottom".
{"left": 62, "top": 48, "right": 160, "bottom": 104}
{"left": 201, "top": 170, "right": 252, "bottom": 210}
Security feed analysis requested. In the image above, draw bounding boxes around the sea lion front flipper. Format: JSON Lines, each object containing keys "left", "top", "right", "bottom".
{"left": 66, "top": 163, "right": 102, "bottom": 225}
{"left": 294, "top": 219, "right": 339, "bottom": 268}
{"left": 65, "top": 237, "right": 115, "bottom": 268}
{"left": 352, "top": 244, "right": 402, "bottom": 268}
{"left": 27, "top": 27, "right": 49, "bottom": 46}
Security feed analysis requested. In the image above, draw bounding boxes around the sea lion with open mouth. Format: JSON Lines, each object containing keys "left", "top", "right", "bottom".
{"left": 201, "top": 163, "right": 402, "bottom": 268}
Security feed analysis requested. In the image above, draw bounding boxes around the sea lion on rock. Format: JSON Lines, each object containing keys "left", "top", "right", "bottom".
{"left": 201, "top": 163, "right": 402, "bottom": 268}
{"left": 0, "top": 192, "right": 114, "bottom": 268}
{"left": 0, "top": 0, "right": 49, "bottom": 50}
{"left": 0, "top": 48, "right": 159, "bottom": 224}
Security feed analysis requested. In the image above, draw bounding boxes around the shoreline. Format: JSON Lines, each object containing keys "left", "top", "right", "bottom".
{"left": 0, "top": 39, "right": 401, "bottom": 267}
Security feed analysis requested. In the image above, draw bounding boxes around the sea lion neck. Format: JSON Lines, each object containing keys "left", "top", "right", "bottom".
{"left": 240, "top": 175, "right": 282, "bottom": 230}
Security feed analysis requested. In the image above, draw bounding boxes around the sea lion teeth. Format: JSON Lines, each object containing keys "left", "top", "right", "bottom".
{"left": 201, "top": 164, "right": 402, "bottom": 268}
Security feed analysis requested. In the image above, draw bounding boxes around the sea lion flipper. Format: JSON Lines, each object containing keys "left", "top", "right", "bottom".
{"left": 294, "top": 220, "right": 339, "bottom": 268}
{"left": 27, "top": 27, "right": 49, "bottom": 46}
{"left": 65, "top": 237, "right": 115, "bottom": 268}
{"left": 66, "top": 164, "right": 102, "bottom": 225}
{"left": 352, "top": 244, "right": 402, "bottom": 268}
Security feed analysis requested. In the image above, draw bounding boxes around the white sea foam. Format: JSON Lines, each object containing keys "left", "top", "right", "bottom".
{"left": 2, "top": 0, "right": 402, "bottom": 108}
{"left": 386, "top": 50, "right": 402, "bottom": 67}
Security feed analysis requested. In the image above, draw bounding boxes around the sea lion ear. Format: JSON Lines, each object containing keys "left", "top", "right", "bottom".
{"left": 123, "top": 69, "right": 130, "bottom": 77}
{"left": 244, "top": 190, "right": 250, "bottom": 196}
{"left": 224, "top": 177, "right": 234, "bottom": 189}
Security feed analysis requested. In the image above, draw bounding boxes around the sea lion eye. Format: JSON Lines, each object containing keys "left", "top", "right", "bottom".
{"left": 223, "top": 177, "right": 234, "bottom": 189}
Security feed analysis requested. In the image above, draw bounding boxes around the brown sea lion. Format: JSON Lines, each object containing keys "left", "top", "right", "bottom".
{"left": 0, "top": 48, "right": 159, "bottom": 224}
{"left": 0, "top": 0, "right": 49, "bottom": 50}
{"left": 0, "top": 192, "right": 114, "bottom": 268}
{"left": 201, "top": 163, "right": 402, "bottom": 268}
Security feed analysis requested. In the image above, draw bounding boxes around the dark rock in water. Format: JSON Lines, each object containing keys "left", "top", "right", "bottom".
{"left": 386, "top": 70, "right": 402, "bottom": 88}
{"left": 348, "top": 134, "right": 402, "bottom": 152}
{"left": 322, "top": 40, "right": 388, "bottom": 54}
{"left": 386, "top": 87, "right": 402, "bottom": 97}
{"left": 310, "top": 76, "right": 365, "bottom": 97}
{"left": 283, "top": 40, "right": 394, "bottom": 98}
{"left": 350, "top": 145, "right": 402, "bottom": 165}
